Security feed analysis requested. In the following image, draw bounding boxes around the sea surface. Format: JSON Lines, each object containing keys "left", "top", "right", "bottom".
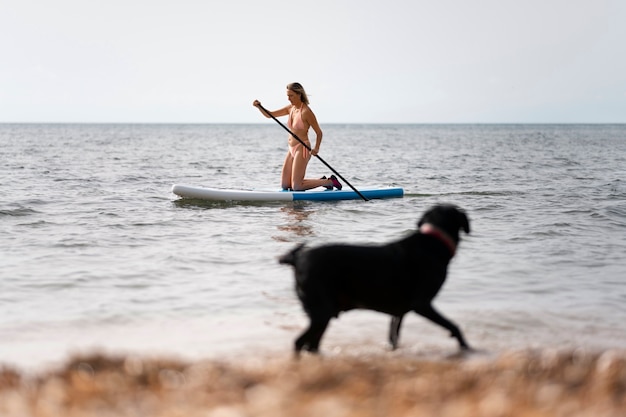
{"left": 1, "top": 123, "right": 625, "bottom": 371}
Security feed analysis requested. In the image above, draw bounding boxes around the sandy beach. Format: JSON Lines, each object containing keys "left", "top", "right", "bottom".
{"left": 1, "top": 348, "right": 625, "bottom": 417}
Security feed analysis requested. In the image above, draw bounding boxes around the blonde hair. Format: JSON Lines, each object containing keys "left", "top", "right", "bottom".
{"left": 287, "top": 82, "right": 310, "bottom": 105}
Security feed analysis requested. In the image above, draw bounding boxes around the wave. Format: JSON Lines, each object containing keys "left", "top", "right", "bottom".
{"left": 0, "top": 207, "right": 39, "bottom": 217}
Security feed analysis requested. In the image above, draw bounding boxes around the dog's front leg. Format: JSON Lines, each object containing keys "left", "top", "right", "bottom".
{"left": 415, "top": 305, "right": 470, "bottom": 350}
{"left": 389, "top": 315, "right": 404, "bottom": 350}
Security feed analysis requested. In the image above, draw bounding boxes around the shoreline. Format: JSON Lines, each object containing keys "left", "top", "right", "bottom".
{"left": 4, "top": 307, "right": 626, "bottom": 374}
{"left": 1, "top": 347, "right": 625, "bottom": 417}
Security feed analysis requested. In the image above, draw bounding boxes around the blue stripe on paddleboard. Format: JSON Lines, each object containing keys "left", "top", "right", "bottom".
{"left": 292, "top": 187, "right": 404, "bottom": 201}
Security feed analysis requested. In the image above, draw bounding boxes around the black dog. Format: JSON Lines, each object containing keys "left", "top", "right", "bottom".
{"left": 279, "top": 204, "right": 471, "bottom": 355}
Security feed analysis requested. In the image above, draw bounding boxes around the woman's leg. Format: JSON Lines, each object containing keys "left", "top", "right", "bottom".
{"left": 291, "top": 149, "right": 333, "bottom": 191}
{"left": 281, "top": 152, "right": 293, "bottom": 190}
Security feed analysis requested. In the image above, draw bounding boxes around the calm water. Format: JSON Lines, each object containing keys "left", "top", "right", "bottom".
{"left": 1, "top": 123, "right": 625, "bottom": 370}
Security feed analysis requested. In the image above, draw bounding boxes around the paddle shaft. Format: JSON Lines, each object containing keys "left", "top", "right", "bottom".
{"left": 257, "top": 103, "right": 368, "bottom": 201}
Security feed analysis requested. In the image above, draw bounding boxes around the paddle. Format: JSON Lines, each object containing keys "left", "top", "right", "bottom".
{"left": 256, "top": 103, "right": 369, "bottom": 202}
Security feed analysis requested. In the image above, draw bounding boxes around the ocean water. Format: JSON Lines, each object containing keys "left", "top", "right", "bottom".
{"left": 1, "top": 123, "right": 625, "bottom": 370}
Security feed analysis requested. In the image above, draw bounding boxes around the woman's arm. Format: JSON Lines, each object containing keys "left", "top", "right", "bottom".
{"left": 304, "top": 108, "right": 323, "bottom": 155}
{"left": 253, "top": 100, "right": 290, "bottom": 118}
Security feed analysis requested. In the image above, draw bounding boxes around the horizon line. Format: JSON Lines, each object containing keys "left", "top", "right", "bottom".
{"left": 2, "top": 121, "right": 625, "bottom": 126}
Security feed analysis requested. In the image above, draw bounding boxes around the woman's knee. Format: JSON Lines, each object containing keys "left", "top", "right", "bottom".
{"left": 291, "top": 180, "right": 305, "bottom": 191}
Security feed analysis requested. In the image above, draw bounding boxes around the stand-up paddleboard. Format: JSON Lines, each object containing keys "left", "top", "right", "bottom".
{"left": 172, "top": 184, "right": 404, "bottom": 202}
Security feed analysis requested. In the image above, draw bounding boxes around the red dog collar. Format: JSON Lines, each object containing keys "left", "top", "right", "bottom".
{"left": 419, "top": 223, "right": 457, "bottom": 256}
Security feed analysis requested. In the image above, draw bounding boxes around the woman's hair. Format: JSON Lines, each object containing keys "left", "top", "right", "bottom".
{"left": 287, "top": 82, "right": 309, "bottom": 105}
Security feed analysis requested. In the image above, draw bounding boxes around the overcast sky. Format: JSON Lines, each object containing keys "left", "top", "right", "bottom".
{"left": 1, "top": 0, "right": 625, "bottom": 123}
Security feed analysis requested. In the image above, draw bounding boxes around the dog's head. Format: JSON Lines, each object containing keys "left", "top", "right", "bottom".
{"left": 417, "top": 204, "right": 470, "bottom": 244}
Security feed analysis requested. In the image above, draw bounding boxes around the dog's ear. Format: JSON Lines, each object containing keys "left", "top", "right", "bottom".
{"left": 458, "top": 210, "right": 470, "bottom": 234}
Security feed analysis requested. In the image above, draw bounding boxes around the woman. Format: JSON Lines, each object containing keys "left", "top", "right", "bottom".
{"left": 253, "top": 82, "right": 342, "bottom": 191}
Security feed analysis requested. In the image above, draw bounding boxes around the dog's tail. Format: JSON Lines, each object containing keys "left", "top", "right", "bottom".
{"left": 278, "top": 243, "right": 305, "bottom": 266}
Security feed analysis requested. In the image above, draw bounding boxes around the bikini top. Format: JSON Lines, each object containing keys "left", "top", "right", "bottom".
{"left": 288, "top": 105, "right": 306, "bottom": 131}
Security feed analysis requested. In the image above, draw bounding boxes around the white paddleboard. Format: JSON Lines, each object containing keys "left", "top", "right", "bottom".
{"left": 172, "top": 184, "right": 404, "bottom": 202}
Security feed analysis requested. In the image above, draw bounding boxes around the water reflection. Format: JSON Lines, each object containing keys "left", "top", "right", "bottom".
{"left": 273, "top": 202, "right": 315, "bottom": 241}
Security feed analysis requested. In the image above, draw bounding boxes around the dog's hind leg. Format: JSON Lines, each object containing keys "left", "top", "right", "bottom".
{"left": 415, "top": 305, "right": 470, "bottom": 350}
{"left": 389, "top": 315, "right": 404, "bottom": 350}
{"left": 294, "top": 315, "right": 331, "bottom": 356}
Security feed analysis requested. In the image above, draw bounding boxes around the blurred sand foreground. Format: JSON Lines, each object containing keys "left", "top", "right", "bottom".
{"left": 1, "top": 349, "right": 625, "bottom": 417}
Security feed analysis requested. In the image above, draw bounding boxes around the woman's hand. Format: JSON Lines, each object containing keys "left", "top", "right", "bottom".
{"left": 253, "top": 100, "right": 261, "bottom": 107}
